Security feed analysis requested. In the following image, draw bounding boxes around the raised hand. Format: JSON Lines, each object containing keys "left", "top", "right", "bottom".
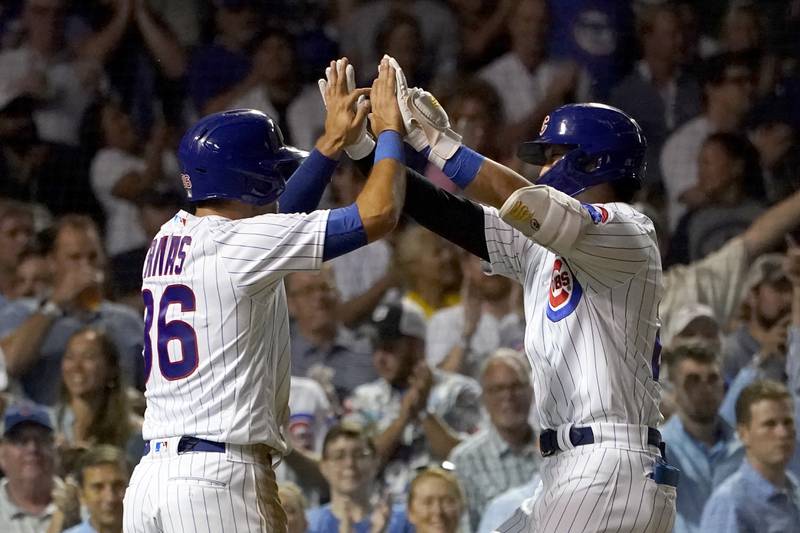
{"left": 317, "top": 58, "right": 374, "bottom": 159}
{"left": 368, "top": 58, "right": 404, "bottom": 136}
{"left": 317, "top": 58, "right": 372, "bottom": 158}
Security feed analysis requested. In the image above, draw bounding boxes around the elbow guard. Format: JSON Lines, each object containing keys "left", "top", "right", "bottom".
{"left": 498, "top": 185, "right": 587, "bottom": 254}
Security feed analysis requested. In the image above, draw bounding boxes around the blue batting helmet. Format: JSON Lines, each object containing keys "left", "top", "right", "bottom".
{"left": 178, "top": 109, "right": 306, "bottom": 206}
{"left": 517, "top": 103, "right": 647, "bottom": 197}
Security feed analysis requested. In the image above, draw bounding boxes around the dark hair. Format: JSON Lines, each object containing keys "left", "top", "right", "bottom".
{"left": 321, "top": 422, "right": 375, "bottom": 459}
{"left": 701, "top": 51, "right": 757, "bottom": 87}
{"left": 75, "top": 444, "right": 129, "bottom": 487}
{"left": 58, "top": 328, "right": 132, "bottom": 449}
{"left": 636, "top": 3, "right": 681, "bottom": 39}
{"left": 662, "top": 339, "right": 718, "bottom": 371}
{"left": 40, "top": 214, "right": 102, "bottom": 255}
{"left": 702, "top": 132, "right": 764, "bottom": 199}
{"left": 446, "top": 77, "right": 505, "bottom": 125}
{"left": 735, "top": 379, "right": 792, "bottom": 426}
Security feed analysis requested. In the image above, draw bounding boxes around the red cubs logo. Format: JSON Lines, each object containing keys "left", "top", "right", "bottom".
{"left": 547, "top": 258, "right": 583, "bottom": 322}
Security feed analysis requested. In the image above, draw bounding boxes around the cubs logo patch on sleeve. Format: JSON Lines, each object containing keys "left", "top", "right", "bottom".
{"left": 547, "top": 257, "right": 583, "bottom": 321}
{"left": 582, "top": 203, "right": 611, "bottom": 224}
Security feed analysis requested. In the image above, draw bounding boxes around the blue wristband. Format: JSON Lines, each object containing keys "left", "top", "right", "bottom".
{"left": 374, "top": 130, "right": 405, "bottom": 164}
{"left": 443, "top": 146, "right": 485, "bottom": 189}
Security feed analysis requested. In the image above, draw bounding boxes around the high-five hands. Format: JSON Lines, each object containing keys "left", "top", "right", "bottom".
{"left": 318, "top": 57, "right": 375, "bottom": 159}
{"left": 368, "top": 58, "right": 405, "bottom": 136}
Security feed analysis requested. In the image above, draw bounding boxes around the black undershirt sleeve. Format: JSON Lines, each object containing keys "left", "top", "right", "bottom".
{"left": 354, "top": 154, "right": 490, "bottom": 262}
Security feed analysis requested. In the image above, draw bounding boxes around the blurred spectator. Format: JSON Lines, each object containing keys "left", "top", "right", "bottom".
{"left": 278, "top": 482, "right": 308, "bottom": 533}
{"left": 660, "top": 340, "right": 744, "bottom": 533}
{"left": 0, "top": 401, "right": 62, "bottom": 532}
{"left": 308, "top": 423, "right": 407, "bottom": 533}
{"left": 545, "top": 0, "right": 635, "bottom": 99}
{"left": 478, "top": 0, "right": 591, "bottom": 148}
{"left": 340, "top": 0, "right": 458, "bottom": 87}
{"left": 55, "top": 328, "right": 144, "bottom": 467}
{"left": 374, "top": 12, "right": 430, "bottom": 88}
{"left": 0, "top": 200, "right": 34, "bottom": 299}
{"left": 446, "top": 78, "right": 508, "bottom": 163}
{"left": 286, "top": 267, "right": 376, "bottom": 400}
{"left": 0, "top": 92, "right": 102, "bottom": 221}
{"left": 448, "top": 349, "right": 539, "bottom": 530}
{"left": 426, "top": 252, "right": 517, "bottom": 379}
{"left": 396, "top": 225, "right": 460, "bottom": 318}
{"left": 450, "top": 0, "right": 513, "bottom": 71}
{"left": 213, "top": 29, "right": 325, "bottom": 150}
{"left": 0, "top": 215, "right": 144, "bottom": 405}
{"left": 477, "top": 477, "right": 540, "bottom": 533}
{"left": 668, "top": 133, "right": 765, "bottom": 266}
{"left": 11, "top": 243, "right": 51, "bottom": 301}
{"left": 328, "top": 163, "right": 400, "bottom": 328}
{"left": 62, "top": 444, "right": 128, "bottom": 533}
{"left": 701, "top": 380, "right": 799, "bottom": 531}
{"left": 347, "top": 300, "right": 481, "bottom": 500}
{"left": 609, "top": 3, "right": 702, "bottom": 186}
{"left": 146, "top": 0, "right": 205, "bottom": 49}
{"left": 660, "top": 52, "right": 756, "bottom": 229}
{"left": 721, "top": 253, "right": 792, "bottom": 385}
{"left": 72, "top": 0, "right": 187, "bottom": 134}
{"left": 662, "top": 303, "right": 721, "bottom": 349}
{"left": 81, "top": 96, "right": 177, "bottom": 260}
{"left": 659, "top": 187, "right": 800, "bottom": 351}
{"left": 406, "top": 467, "right": 465, "bottom": 533}
{"left": 187, "top": 0, "right": 261, "bottom": 114}
{"left": 0, "top": 0, "right": 100, "bottom": 146}
{"left": 749, "top": 97, "right": 800, "bottom": 203}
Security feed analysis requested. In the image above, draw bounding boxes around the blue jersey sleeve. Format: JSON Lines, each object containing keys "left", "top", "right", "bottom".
{"left": 322, "top": 203, "right": 367, "bottom": 261}
{"left": 278, "top": 149, "right": 338, "bottom": 214}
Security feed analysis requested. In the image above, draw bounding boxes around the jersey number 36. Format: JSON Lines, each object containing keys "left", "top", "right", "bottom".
{"left": 142, "top": 284, "right": 199, "bottom": 382}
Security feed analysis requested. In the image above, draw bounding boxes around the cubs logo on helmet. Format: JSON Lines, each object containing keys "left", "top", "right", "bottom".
{"left": 547, "top": 258, "right": 583, "bottom": 322}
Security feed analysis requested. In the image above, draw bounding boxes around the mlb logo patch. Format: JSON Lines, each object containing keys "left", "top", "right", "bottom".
{"left": 154, "top": 441, "right": 168, "bottom": 453}
{"left": 546, "top": 258, "right": 583, "bottom": 322}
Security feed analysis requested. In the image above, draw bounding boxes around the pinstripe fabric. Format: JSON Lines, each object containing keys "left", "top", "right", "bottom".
{"left": 481, "top": 202, "right": 673, "bottom": 531}
{"left": 123, "top": 438, "right": 285, "bottom": 533}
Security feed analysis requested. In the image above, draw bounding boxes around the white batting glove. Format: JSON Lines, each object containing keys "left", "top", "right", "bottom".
{"left": 318, "top": 60, "right": 375, "bottom": 160}
{"left": 385, "top": 55, "right": 462, "bottom": 169}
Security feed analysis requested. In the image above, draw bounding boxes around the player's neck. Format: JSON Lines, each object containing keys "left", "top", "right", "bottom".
{"left": 195, "top": 202, "right": 266, "bottom": 220}
{"left": 679, "top": 413, "right": 721, "bottom": 447}
{"left": 575, "top": 183, "right": 615, "bottom": 204}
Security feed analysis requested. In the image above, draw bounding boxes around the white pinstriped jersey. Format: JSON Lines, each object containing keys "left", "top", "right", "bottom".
{"left": 483, "top": 202, "right": 663, "bottom": 430}
{"left": 139, "top": 209, "right": 329, "bottom": 453}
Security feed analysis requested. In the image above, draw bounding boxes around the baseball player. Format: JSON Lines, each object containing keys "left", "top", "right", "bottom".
{"left": 122, "top": 57, "right": 407, "bottom": 533}
{"left": 327, "top": 58, "right": 675, "bottom": 532}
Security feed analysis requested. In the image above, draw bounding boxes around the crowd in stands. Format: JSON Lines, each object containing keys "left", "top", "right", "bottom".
{"left": 0, "top": 0, "right": 800, "bottom": 531}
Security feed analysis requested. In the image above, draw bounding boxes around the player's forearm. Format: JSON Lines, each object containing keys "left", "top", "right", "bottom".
{"left": 421, "top": 414, "right": 461, "bottom": 458}
{"left": 0, "top": 315, "right": 54, "bottom": 377}
{"left": 373, "top": 412, "right": 413, "bottom": 466}
{"left": 76, "top": 8, "right": 129, "bottom": 65}
{"left": 464, "top": 157, "right": 532, "bottom": 210}
{"left": 355, "top": 132, "right": 406, "bottom": 242}
{"left": 337, "top": 274, "right": 396, "bottom": 327}
{"left": 437, "top": 344, "right": 466, "bottom": 374}
{"left": 742, "top": 188, "right": 800, "bottom": 258}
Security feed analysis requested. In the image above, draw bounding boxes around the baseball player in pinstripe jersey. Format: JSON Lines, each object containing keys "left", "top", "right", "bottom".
{"left": 122, "top": 57, "right": 408, "bottom": 533}
{"left": 351, "top": 58, "right": 677, "bottom": 532}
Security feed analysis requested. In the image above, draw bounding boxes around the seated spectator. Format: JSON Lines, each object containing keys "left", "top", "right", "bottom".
{"left": 278, "top": 482, "right": 308, "bottom": 533}
{"left": 81, "top": 96, "right": 177, "bottom": 261}
{"left": 721, "top": 254, "right": 792, "bottom": 385}
{"left": 374, "top": 12, "right": 429, "bottom": 88}
{"left": 347, "top": 300, "right": 481, "bottom": 499}
{"left": 286, "top": 267, "right": 376, "bottom": 400}
{"left": 660, "top": 52, "right": 756, "bottom": 229}
{"left": 0, "top": 200, "right": 34, "bottom": 299}
{"left": 426, "top": 252, "right": 517, "bottom": 379}
{"left": 407, "top": 467, "right": 465, "bottom": 533}
{"left": 0, "top": 0, "right": 100, "bottom": 146}
{"left": 0, "top": 92, "right": 101, "bottom": 220}
{"left": 224, "top": 29, "right": 325, "bottom": 150}
{"left": 187, "top": 0, "right": 261, "bottom": 114}
{"left": 701, "top": 380, "right": 800, "bottom": 531}
{"left": 477, "top": 478, "right": 540, "bottom": 533}
{"left": 608, "top": 3, "right": 702, "bottom": 186}
{"left": 396, "top": 225, "right": 461, "bottom": 318}
{"left": 668, "top": 133, "right": 766, "bottom": 266}
{"left": 478, "top": 0, "right": 590, "bottom": 148}
{"left": 0, "top": 401, "right": 60, "bottom": 532}
{"left": 62, "top": 445, "right": 128, "bottom": 533}
{"left": 660, "top": 340, "right": 744, "bottom": 533}
{"left": 749, "top": 96, "right": 800, "bottom": 203}
{"left": 449, "top": 350, "right": 540, "bottom": 530}
{"left": 11, "top": 243, "right": 51, "bottom": 301}
{"left": 55, "top": 328, "right": 144, "bottom": 467}
{"left": 0, "top": 215, "right": 144, "bottom": 405}
{"left": 308, "top": 423, "right": 407, "bottom": 533}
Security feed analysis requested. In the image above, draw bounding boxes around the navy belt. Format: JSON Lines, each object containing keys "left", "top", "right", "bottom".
{"left": 539, "top": 426, "right": 662, "bottom": 457}
{"left": 144, "top": 436, "right": 226, "bottom": 455}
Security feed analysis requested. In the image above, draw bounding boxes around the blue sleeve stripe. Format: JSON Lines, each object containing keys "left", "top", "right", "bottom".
{"left": 278, "top": 149, "right": 338, "bottom": 214}
{"left": 322, "top": 203, "right": 368, "bottom": 261}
